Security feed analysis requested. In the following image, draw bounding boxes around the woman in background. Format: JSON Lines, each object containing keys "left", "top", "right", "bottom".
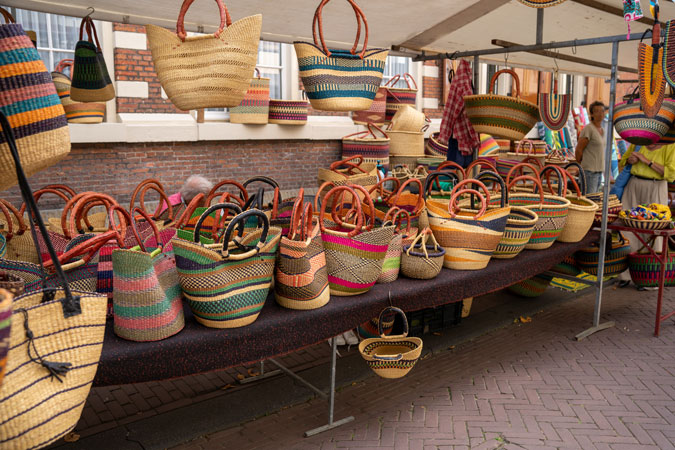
{"left": 575, "top": 101, "right": 607, "bottom": 194}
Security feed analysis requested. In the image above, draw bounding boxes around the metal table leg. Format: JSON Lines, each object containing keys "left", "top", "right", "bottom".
{"left": 304, "top": 337, "right": 355, "bottom": 437}
{"left": 655, "top": 236, "right": 668, "bottom": 336}
{"left": 238, "top": 360, "right": 282, "bottom": 384}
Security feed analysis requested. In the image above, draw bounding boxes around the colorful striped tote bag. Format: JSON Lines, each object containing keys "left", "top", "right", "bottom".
{"left": 426, "top": 179, "right": 510, "bottom": 270}
{"left": 342, "top": 123, "right": 390, "bottom": 170}
{"left": 172, "top": 205, "right": 281, "bottom": 328}
{"left": 71, "top": 16, "right": 115, "bottom": 102}
{"left": 294, "top": 0, "right": 388, "bottom": 111}
{"left": 112, "top": 207, "right": 184, "bottom": 342}
{"left": 0, "top": 11, "right": 70, "bottom": 191}
{"left": 320, "top": 185, "right": 395, "bottom": 296}
{"left": 274, "top": 196, "right": 330, "bottom": 310}
{"left": 376, "top": 207, "right": 415, "bottom": 284}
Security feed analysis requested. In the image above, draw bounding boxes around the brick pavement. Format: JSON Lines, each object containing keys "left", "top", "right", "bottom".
{"left": 171, "top": 287, "right": 675, "bottom": 450}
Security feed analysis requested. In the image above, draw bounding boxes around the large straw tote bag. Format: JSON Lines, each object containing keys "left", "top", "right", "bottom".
{"left": 172, "top": 205, "right": 281, "bottom": 328}
{"left": 464, "top": 69, "right": 539, "bottom": 141}
{"left": 425, "top": 132, "right": 449, "bottom": 158}
{"left": 342, "top": 124, "right": 390, "bottom": 170}
{"left": 613, "top": 92, "right": 675, "bottom": 145}
{"left": 0, "top": 288, "right": 10, "bottom": 387}
{"left": 384, "top": 73, "right": 418, "bottom": 125}
{"left": 468, "top": 171, "right": 538, "bottom": 260}
{"left": 229, "top": 68, "right": 271, "bottom": 124}
{"left": 0, "top": 17, "right": 70, "bottom": 192}
{"left": 0, "top": 111, "right": 107, "bottom": 449}
{"left": 400, "top": 227, "right": 445, "bottom": 280}
{"left": 390, "top": 104, "right": 427, "bottom": 132}
{"left": 538, "top": 73, "right": 571, "bottom": 131}
{"left": 506, "top": 170, "right": 570, "bottom": 250}
{"left": 319, "top": 185, "right": 394, "bottom": 296}
{"left": 426, "top": 179, "right": 510, "bottom": 270}
{"left": 388, "top": 125, "right": 427, "bottom": 156}
{"left": 358, "top": 307, "right": 423, "bottom": 379}
{"left": 317, "top": 155, "right": 379, "bottom": 190}
{"left": 71, "top": 16, "right": 115, "bottom": 102}
{"left": 294, "top": 0, "right": 388, "bottom": 111}
{"left": 555, "top": 167, "right": 598, "bottom": 243}
{"left": 575, "top": 232, "right": 630, "bottom": 276}
{"left": 112, "top": 207, "right": 184, "bottom": 342}
{"left": 52, "top": 59, "right": 106, "bottom": 123}
{"left": 146, "top": 0, "right": 262, "bottom": 110}
{"left": 268, "top": 99, "right": 309, "bottom": 125}
{"left": 352, "top": 86, "right": 387, "bottom": 125}
{"left": 275, "top": 198, "right": 330, "bottom": 310}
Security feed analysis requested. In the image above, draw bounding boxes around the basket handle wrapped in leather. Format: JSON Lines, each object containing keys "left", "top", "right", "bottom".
{"left": 79, "top": 15, "right": 103, "bottom": 51}
{"left": 423, "top": 171, "right": 459, "bottom": 199}
{"left": 319, "top": 185, "right": 364, "bottom": 238}
{"left": 506, "top": 162, "right": 541, "bottom": 187}
{"left": 0, "top": 198, "right": 28, "bottom": 241}
{"left": 383, "top": 206, "right": 412, "bottom": 237}
{"left": 471, "top": 171, "right": 507, "bottom": 209}
{"left": 435, "top": 161, "right": 466, "bottom": 179}
{"left": 449, "top": 179, "right": 491, "bottom": 219}
{"left": 0, "top": 199, "right": 16, "bottom": 241}
{"left": 176, "top": 0, "right": 232, "bottom": 41}
{"left": 466, "top": 158, "right": 497, "bottom": 175}
{"left": 376, "top": 306, "right": 409, "bottom": 340}
{"left": 206, "top": 179, "right": 248, "bottom": 206}
{"left": 221, "top": 209, "right": 271, "bottom": 260}
{"left": 489, "top": 69, "right": 521, "bottom": 97}
{"left": 539, "top": 165, "right": 567, "bottom": 196}
{"left": 390, "top": 178, "right": 425, "bottom": 215}
{"left": 564, "top": 161, "right": 587, "bottom": 196}
{"left": 508, "top": 175, "right": 545, "bottom": 207}
{"left": 312, "top": 0, "right": 368, "bottom": 58}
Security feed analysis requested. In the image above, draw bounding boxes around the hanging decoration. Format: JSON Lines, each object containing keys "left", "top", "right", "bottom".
{"left": 538, "top": 58, "right": 571, "bottom": 131}
{"left": 624, "top": 0, "right": 644, "bottom": 39}
{"left": 638, "top": 1, "right": 665, "bottom": 118}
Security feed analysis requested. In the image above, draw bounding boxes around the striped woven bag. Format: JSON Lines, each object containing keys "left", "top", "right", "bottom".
{"left": 376, "top": 207, "right": 415, "bottom": 284}
{"left": 229, "top": 68, "right": 271, "bottom": 124}
{"left": 0, "top": 111, "right": 107, "bottom": 449}
{"left": 51, "top": 59, "right": 105, "bottom": 123}
{"left": 112, "top": 206, "right": 184, "bottom": 342}
{"left": 384, "top": 74, "right": 418, "bottom": 125}
{"left": 268, "top": 99, "right": 309, "bottom": 125}
{"left": 71, "top": 16, "right": 115, "bottom": 102}
{"left": 342, "top": 123, "right": 390, "bottom": 170}
{"left": 638, "top": 23, "right": 666, "bottom": 118}
{"left": 320, "top": 185, "right": 395, "bottom": 296}
{"left": 613, "top": 88, "right": 675, "bottom": 145}
{"left": 352, "top": 86, "right": 387, "bottom": 126}
{"left": 294, "top": 0, "right": 388, "bottom": 111}
{"left": 0, "top": 288, "right": 10, "bottom": 388}
{"left": 0, "top": 11, "right": 70, "bottom": 192}
{"left": 427, "top": 179, "right": 510, "bottom": 270}
{"left": 628, "top": 241, "right": 675, "bottom": 287}
{"left": 575, "top": 232, "right": 630, "bottom": 276}
{"left": 172, "top": 205, "right": 281, "bottom": 328}
{"left": 274, "top": 194, "right": 330, "bottom": 310}
{"left": 538, "top": 73, "right": 571, "bottom": 131}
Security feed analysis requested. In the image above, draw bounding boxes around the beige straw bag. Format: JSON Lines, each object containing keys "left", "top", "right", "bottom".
{"left": 317, "top": 155, "right": 379, "bottom": 189}
{"left": 388, "top": 124, "right": 428, "bottom": 156}
{"left": 555, "top": 166, "right": 598, "bottom": 243}
{"left": 0, "top": 199, "right": 39, "bottom": 264}
{"left": 390, "top": 105, "right": 428, "bottom": 132}
{"left": 400, "top": 227, "right": 445, "bottom": 280}
{"left": 146, "top": 0, "right": 261, "bottom": 110}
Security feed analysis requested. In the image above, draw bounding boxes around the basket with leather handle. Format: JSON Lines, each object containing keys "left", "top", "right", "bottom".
{"left": 613, "top": 86, "right": 675, "bottom": 145}
{"left": 229, "top": 68, "right": 271, "bottom": 124}
{"left": 400, "top": 227, "right": 445, "bottom": 280}
{"left": 556, "top": 165, "right": 598, "bottom": 243}
{"left": 463, "top": 69, "right": 539, "bottom": 141}
{"left": 52, "top": 58, "right": 106, "bottom": 123}
{"left": 384, "top": 73, "right": 418, "bottom": 125}
{"left": 376, "top": 207, "right": 414, "bottom": 284}
{"left": 71, "top": 16, "right": 115, "bottom": 102}
{"left": 342, "top": 123, "right": 390, "bottom": 170}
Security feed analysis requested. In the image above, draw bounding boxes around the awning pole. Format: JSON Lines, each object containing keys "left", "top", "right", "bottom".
{"left": 575, "top": 40, "right": 619, "bottom": 341}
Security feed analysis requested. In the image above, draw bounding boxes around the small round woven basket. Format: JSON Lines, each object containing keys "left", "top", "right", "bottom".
{"left": 620, "top": 216, "right": 672, "bottom": 230}
{"left": 400, "top": 228, "right": 445, "bottom": 280}
{"left": 358, "top": 307, "right": 423, "bottom": 379}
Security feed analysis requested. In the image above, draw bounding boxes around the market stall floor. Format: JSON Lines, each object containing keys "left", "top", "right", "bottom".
{"left": 50, "top": 284, "right": 675, "bottom": 449}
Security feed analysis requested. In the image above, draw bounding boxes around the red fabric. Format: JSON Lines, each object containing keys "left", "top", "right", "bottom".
{"left": 438, "top": 60, "right": 480, "bottom": 156}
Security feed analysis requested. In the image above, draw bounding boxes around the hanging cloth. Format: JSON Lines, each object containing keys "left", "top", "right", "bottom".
{"left": 438, "top": 59, "right": 480, "bottom": 156}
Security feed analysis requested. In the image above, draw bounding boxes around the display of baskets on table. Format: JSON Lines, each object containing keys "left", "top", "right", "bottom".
{"left": 463, "top": 69, "right": 539, "bottom": 141}
{"left": 294, "top": 0, "right": 387, "bottom": 111}
{"left": 172, "top": 204, "right": 281, "bottom": 328}
{"left": 229, "top": 68, "right": 271, "bottom": 124}
{"left": 268, "top": 98, "right": 309, "bottom": 125}
{"left": 574, "top": 232, "right": 630, "bottom": 276}
{"left": 358, "top": 307, "right": 423, "bottom": 379}
{"left": 146, "top": 0, "right": 262, "bottom": 110}
{"left": 400, "top": 227, "right": 445, "bottom": 279}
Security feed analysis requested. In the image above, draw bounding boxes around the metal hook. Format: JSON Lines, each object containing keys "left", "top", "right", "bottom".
{"left": 504, "top": 51, "right": 509, "bottom": 68}
{"left": 446, "top": 50, "right": 459, "bottom": 61}
{"left": 85, "top": 6, "right": 95, "bottom": 18}
{"left": 553, "top": 50, "right": 559, "bottom": 74}
{"left": 571, "top": 40, "right": 577, "bottom": 55}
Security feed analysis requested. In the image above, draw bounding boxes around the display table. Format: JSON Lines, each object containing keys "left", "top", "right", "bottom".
{"left": 608, "top": 222, "right": 675, "bottom": 336}
{"left": 94, "top": 232, "right": 598, "bottom": 386}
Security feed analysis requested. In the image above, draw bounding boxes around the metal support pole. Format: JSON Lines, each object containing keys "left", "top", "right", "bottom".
{"left": 304, "top": 337, "right": 355, "bottom": 437}
{"left": 473, "top": 55, "right": 480, "bottom": 93}
{"left": 268, "top": 358, "right": 328, "bottom": 399}
{"left": 575, "top": 40, "right": 619, "bottom": 341}
{"left": 536, "top": 9, "right": 544, "bottom": 45}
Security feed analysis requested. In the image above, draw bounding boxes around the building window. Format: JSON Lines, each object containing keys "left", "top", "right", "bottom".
{"left": 383, "top": 56, "right": 412, "bottom": 87}
{"left": 258, "top": 41, "right": 284, "bottom": 99}
{"left": 11, "top": 7, "right": 81, "bottom": 75}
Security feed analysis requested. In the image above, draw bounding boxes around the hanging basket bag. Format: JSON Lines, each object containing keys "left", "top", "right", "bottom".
{"left": 613, "top": 87, "right": 675, "bottom": 145}
{"left": 295, "top": 0, "right": 388, "bottom": 112}
{"left": 0, "top": 13, "right": 70, "bottom": 192}
{"left": 146, "top": 0, "right": 262, "bottom": 110}
{"left": 319, "top": 185, "right": 394, "bottom": 296}
{"left": 52, "top": 59, "right": 106, "bottom": 123}
{"left": 274, "top": 197, "right": 330, "bottom": 310}
{"left": 358, "top": 307, "right": 423, "bottom": 379}
{"left": 352, "top": 86, "right": 387, "bottom": 126}
{"left": 390, "top": 104, "right": 427, "bottom": 132}
{"left": 556, "top": 165, "right": 598, "bottom": 243}
{"left": 400, "top": 227, "right": 445, "bottom": 280}
{"left": 229, "top": 68, "right": 271, "bottom": 124}
{"left": 71, "top": 16, "right": 115, "bottom": 102}
{"left": 384, "top": 73, "right": 418, "bottom": 125}
{"left": 342, "top": 123, "right": 390, "bottom": 170}
{"left": 538, "top": 72, "right": 571, "bottom": 131}
{"left": 425, "top": 132, "right": 449, "bottom": 158}
{"left": 268, "top": 97, "right": 309, "bottom": 125}
{"left": 172, "top": 204, "right": 281, "bottom": 328}
{"left": 464, "top": 69, "right": 539, "bottom": 141}
{"left": 574, "top": 232, "right": 630, "bottom": 276}
{"left": 426, "top": 178, "right": 511, "bottom": 270}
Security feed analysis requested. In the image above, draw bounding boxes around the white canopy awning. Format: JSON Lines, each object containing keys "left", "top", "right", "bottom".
{"left": 6, "top": 0, "right": 673, "bottom": 76}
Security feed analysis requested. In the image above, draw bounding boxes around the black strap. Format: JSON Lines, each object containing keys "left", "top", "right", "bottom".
{"left": 0, "top": 111, "right": 81, "bottom": 317}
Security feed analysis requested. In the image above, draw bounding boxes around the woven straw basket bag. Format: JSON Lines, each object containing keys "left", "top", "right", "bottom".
{"left": 613, "top": 87, "right": 675, "bottom": 145}
{"left": 342, "top": 123, "right": 390, "bottom": 170}
{"left": 359, "top": 307, "right": 423, "bottom": 379}
{"left": 52, "top": 59, "right": 106, "bottom": 124}
{"left": 384, "top": 73, "right": 418, "bottom": 125}
{"left": 555, "top": 166, "right": 598, "bottom": 243}
{"left": 426, "top": 177, "right": 510, "bottom": 270}
{"left": 275, "top": 197, "right": 330, "bottom": 310}
{"left": 172, "top": 205, "right": 281, "bottom": 328}
{"left": 376, "top": 207, "right": 415, "bottom": 284}
{"left": 320, "top": 185, "right": 394, "bottom": 296}
{"left": 71, "top": 16, "right": 115, "bottom": 102}
{"left": 317, "top": 155, "right": 379, "bottom": 191}
{"left": 425, "top": 132, "right": 449, "bottom": 158}
{"left": 294, "top": 0, "right": 388, "bottom": 111}
{"left": 464, "top": 69, "right": 539, "bottom": 141}
{"left": 390, "top": 104, "right": 427, "bottom": 132}
{"left": 352, "top": 86, "right": 387, "bottom": 125}
{"left": 0, "top": 14, "right": 70, "bottom": 192}
{"left": 229, "top": 68, "right": 271, "bottom": 124}
{"left": 400, "top": 227, "right": 445, "bottom": 280}
{"left": 146, "top": 0, "right": 262, "bottom": 110}
{"left": 268, "top": 99, "right": 309, "bottom": 125}
{"left": 575, "top": 232, "right": 630, "bottom": 276}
